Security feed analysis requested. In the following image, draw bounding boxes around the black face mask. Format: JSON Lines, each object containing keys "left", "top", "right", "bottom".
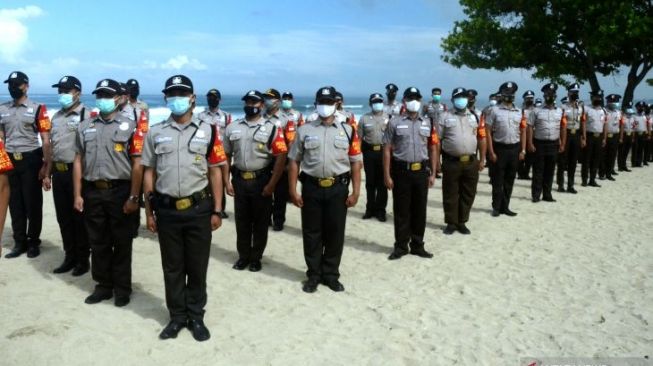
{"left": 544, "top": 96, "right": 556, "bottom": 104}
{"left": 9, "top": 86, "right": 24, "bottom": 100}
{"left": 592, "top": 99, "right": 602, "bottom": 106}
{"left": 502, "top": 95, "right": 514, "bottom": 103}
{"left": 525, "top": 100, "right": 534, "bottom": 107}
{"left": 387, "top": 92, "right": 396, "bottom": 100}
{"left": 208, "top": 99, "right": 219, "bottom": 109}
{"left": 569, "top": 94, "right": 579, "bottom": 101}
{"left": 129, "top": 89, "right": 139, "bottom": 99}
{"left": 244, "top": 106, "right": 260, "bottom": 117}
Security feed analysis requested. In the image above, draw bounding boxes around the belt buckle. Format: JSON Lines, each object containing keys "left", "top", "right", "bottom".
{"left": 12, "top": 152, "right": 23, "bottom": 161}
{"left": 607, "top": 133, "right": 614, "bottom": 138}
{"left": 94, "top": 180, "right": 110, "bottom": 189}
{"left": 55, "top": 163, "right": 68, "bottom": 172}
{"left": 241, "top": 171, "right": 256, "bottom": 180}
{"left": 318, "top": 178, "right": 334, "bottom": 188}
{"left": 459, "top": 155, "right": 470, "bottom": 162}
{"left": 627, "top": 132, "right": 632, "bottom": 136}
{"left": 593, "top": 133, "right": 601, "bottom": 138}
{"left": 570, "top": 129, "right": 577, "bottom": 135}
{"left": 410, "top": 162, "right": 422, "bottom": 171}
{"left": 175, "top": 198, "right": 192, "bottom": 210}
{"left": 372, "top": 145, "right": 382, "bottom": 151}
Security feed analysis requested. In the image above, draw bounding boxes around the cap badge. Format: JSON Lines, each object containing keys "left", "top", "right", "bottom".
{"left": 101, "top": 80, "right": 109, "bottom": 87}
{"left": 172, "top": 76, "right": 182, "bottom": 84}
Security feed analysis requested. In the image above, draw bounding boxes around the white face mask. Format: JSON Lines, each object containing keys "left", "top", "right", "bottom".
{"left": 316, "top": 104, "right": 336, "bottom": 118}
{"left": 405, "top": 100, "right": 421, "bottom": 113}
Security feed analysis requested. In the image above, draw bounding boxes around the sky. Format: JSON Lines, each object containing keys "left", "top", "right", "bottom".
{"left": 0, "top": 0, "right": 650, "bottom": 99}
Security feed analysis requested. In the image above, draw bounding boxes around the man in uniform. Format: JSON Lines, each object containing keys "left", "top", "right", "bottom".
{"left": 335, "top": 91, "right": 357, "bottom": 128}
{"left": 632, "top": 101, "right": 651, "bottom": 167}
{"left": 126, "top": 79, "right": 149, "bottom": 120}
{"left": 485, "top": 82, "right": 527, "bottom": 217}
{"left": 73, "top": 78, "right": 144, "bottom": 307}
{"left": 46, "top": 76, "right": 91, "bottom": 275}
{"left": 142, "top": 74, "right": 226, "bottom": 342}
{"left": 517, "top": 90, "right": 535, "bottom": 180}
{"left": 383, "top": 87, "right": 438, "bottom": 260}
{"left": 557, "top": 83, "right": 585, "bottom": 193}
{"left": 423, "top": 87, "right": 447, "bottom": 124}
{"left": 384, "top": 83, "right": 403, "bottom": 117}
{"left": 581, "top": 90, "right": 607, "bottom": 187}
{"left": 224, "top": 90, "right": 288, "bottom": 272}
{"left": 0, "top": 138, "right": 14, "bottom": 257}
{"left": 618, "top": 101, "right": 635, "bottom": 172}
{"left": 599, "top": 94, "right": 623, "bottom": 181}
{"left": 358, "top": 93, "right": 389, "bottom": 222}
{"left": 527, "top": 83, "right": 567, "bottom": 203}
{"left": 198, "top": 88, "right": 232, "bottom": 218}
{"left": 0, "top": 71, "right": 52, "bottom": 259}
{"left": 438, "top": 87, "right": 486, "bottom": 235}
{"left": 288, "top": 86, "right": 362, "bottom": 293}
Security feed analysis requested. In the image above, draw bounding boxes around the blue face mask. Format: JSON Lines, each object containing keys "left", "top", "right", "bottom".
{"left": 371, "top": 102, "right": 384, "bottom": 112}
{"left": 611, "top": 102, "right": 621, "bottom": 110}
{"left": 626, "top": 108, "right": 634, "bottom": 115}
{"left": 96, "top": 98, "right": 116, "bottom": 114}
{"left": 432, "top": 95, "right": 441, "bottom": 103}
{"left": 281, "top": 100, "right": 293, "bottom": 109}
{"left": 453, "top": 97, "right": 468, "bottom": 110}
{"left": 58, "top": 93, "right": 74, "bottom": 109}
{"left": 167, "top": 96, "right": 191, "bottom": 115}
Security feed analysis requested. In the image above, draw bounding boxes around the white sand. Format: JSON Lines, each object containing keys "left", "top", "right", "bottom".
{"left": 1, "top": 166, "right": 651, "bottom": 365}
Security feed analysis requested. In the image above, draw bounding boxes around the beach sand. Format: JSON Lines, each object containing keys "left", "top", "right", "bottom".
{"left": 0, "top": 166, "right": 651, "bottom": 365}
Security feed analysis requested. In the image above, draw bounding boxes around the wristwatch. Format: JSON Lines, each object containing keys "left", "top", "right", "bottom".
{"left": 128, "top": 195, "right": 139, "bottom": 203}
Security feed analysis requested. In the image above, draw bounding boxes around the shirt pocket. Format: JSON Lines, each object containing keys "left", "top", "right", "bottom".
{"left": 82, "top": 130, "right": 98, "bottom": 152}
{"left": 253, "top": 129, "right": 271, "bottom": 157}
{"left": 154, "top": 142, "right": 175, "bottom": 168}
{"left": 112, "top": 130, "right": 131, "bottom": 154}
{"left": 304, "top": 138, "right": 321, "bottom": 163}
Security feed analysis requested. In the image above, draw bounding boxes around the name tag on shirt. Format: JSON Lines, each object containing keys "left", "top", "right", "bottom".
{"left": 155, "top": 136, "right": 173, "bottom": 143}
{"left": 397, "top": 125, "right": 409, "bottom": 129}
{"left": 83, "top": 128, "right": 97, "bottom": 134}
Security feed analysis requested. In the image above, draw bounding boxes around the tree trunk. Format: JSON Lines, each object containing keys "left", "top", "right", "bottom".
{"left": 623, "top": 59, "right": 653, "bottom": 108}
{"left": 588, "top": 72, "right": 601, "bottom": 93}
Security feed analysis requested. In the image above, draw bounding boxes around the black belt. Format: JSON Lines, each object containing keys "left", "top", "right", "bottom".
{"left": 492, "top": 142, "right": 520, "bottom": 148}
{"left": 362, "top": 141, "right": 384, "bottom": 152}
{"left": 391, "top": 159, "right": 429, "bottom": 172}
{"left": 300, "top": 172, "right": 350, "bottom": 188}
{"left": 53, "top": 162, "right": 73, "bottom": 172}
{"left": 441, "top": 152, "right": 476, "bottom": 163}
{"left": 84, "top": 179, "right": 130, "bottom": 190}
{"left": 8, "top": 148, "right": 42, "bottom": 162}
{"left": 153, "top": 187, "right": 210, "bottom": 211}
{"left": 233, "top": 165, "right": 271, "bottom": 180}
{"left": 534, "top": 139, "right": 558, "bottom": 144}
{"left": 588, "top": 132, "right": 603, "bottom": 138}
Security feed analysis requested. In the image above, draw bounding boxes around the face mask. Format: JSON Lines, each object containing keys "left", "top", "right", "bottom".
{"left": 610, "top": 102, "right": 620, "bottom": 110}
{"left": 544, "top": 96, "right": 556, "bottom": 104}
{"left": 58, "top": 93, "right": 75, "bottom": 109}
{"left": 96, "top": 98, "right": 117, "bottom": 114}
{"left": 316, "top": 104, "right": 336, "bottom": 118}
{"left": 281, "top": 100, "right": 293, "bottom": 109}
{"left": 244, "top": 105, "right": 261, "bottom": 117}
{"left": 626, "top": 108, "right": 634, "bottom": 115}
{"left": 453, "top": 97, "right": 468, "bottom": 110}
{"left": 207, "top": 99, "right": 219, "bottom": 109}
{"left": 432, "top": 95, "right": 441, "bottom": 103}
{"left": 592, "top": 99, "right": 602, "bottom": 106}
{"left": 129, "top": 90, "right": 139, "bottom": 100}
{"left": 569, "top": 94, "right": 579, "bottom": 101}
{"left": 405, "top": 100, "right": 421, "bottom": 113}
{"left": 265, "top": 99, "right": 278, "bottom": 109}
{"left": 501, "top": 95, "right": 514, "bottom": 104}
{"left": 371, "top": 103, "right": 384, "bottom": 112}
{"left": 525, "top": 100, "right": 534, "bottom": 107}
{"left": 490, "top": 100, "right": 498, "bottom": 106}
{"left": 9, "top": 86, "right": 24, "bottom": 99}
{"left": 387, "top": 92, "right": 396, "bottom": 100}
{"left": 167, "top": 96, "right": 191, "bottom": 116}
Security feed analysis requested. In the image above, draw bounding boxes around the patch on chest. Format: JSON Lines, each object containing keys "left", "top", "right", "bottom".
{"left": 155, "top": 136, "right": 173, "bottom": 144}
{"left": 119, "top": 122, "right": 130, "bottom": 131}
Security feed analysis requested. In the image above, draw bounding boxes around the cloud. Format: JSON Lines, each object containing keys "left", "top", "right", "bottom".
{"left": 160, "top": 55, "right": 207, "bottom": 70}
{"left": 0, "top": 5, "right": 43, "bottom": 63}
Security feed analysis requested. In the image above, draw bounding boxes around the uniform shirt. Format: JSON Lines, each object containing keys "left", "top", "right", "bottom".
{"left": 141, "top": 115, "right": 227, "bottom": 198}
{"left": 424, "top": 101, "right": 447, "bottom": 124}
{"left": 223, "top": 117, "right": 288, "bottom": 172}
{"left": 336, "top": 109, "right": 357, "bottom": 129}
{"left": 0, "top": 98, "right": 51, "bottom": 153}
{"left": 280, "top": 108, "right": 303, "bottom": 144}
{"left": 75, "top": 113, "right": 143, "bottom": 181}
{"left": 633, "top": 114, "right": 649, "bottom": 133}
{"left": 585, "top": 106, "right": 607, "bottom": 133}
{"left": 562, "top": 102, "right": 585, "bottom": 131}
{"left": 438, "top": 109, "right": 485, "bottom": 156}
{"left": 131, "top": 100, "right": 149, "bottom": 119}
{"left": 289, "top": 118, "right": 362, "bottom": 178}
{"left": 51, "top": 103, "right": 91, "bottom": 163}
{"left": 0, "top": 139, "right": 14, "bottom": 173}
{"left": 605, "top": 109, "right": 623, "bottom": 134}
{"left": 485, "top": 104, "right": 526, "bottom": 144}
{"left": 383, "top": 114, "right": 438, "bottom": 162}
{"left": 198, "top": 108, "right": 232, "bottom": 141}
{"left": 357, "top": 112, "right": 389, "bottom": 146}
{"left": 384, "top": 101, "right": 403, "bottom": 117}
{"left": 527, "top": 105, "right": 567, "bottom": 141}
{"left": 623, "top": 115, "right": 635, "bottom": 134}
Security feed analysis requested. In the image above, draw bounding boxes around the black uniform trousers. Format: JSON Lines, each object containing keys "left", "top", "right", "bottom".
{"left": 532, "top": 139, "right": 559, "bottom": 200}
{"left": 7, "top": 148, "right": 43, "bottom": 250}
{"left": 618, "top": 134, "right": 634, "bottom": 170}
{"left": 556, "top": 130, "right": 581, "bottom": 189}
{"left": 490, "top": 142, "right": 519, "bottom": 212}
{"left": 271, "top": 170, "right": 289, "bottom": 226}
{"left": 391, "top": 161, "right": 429, "bottom": 252}
{"left": 300, "top": 174, "right": 349, "bottom": 281}
{"left": 646, "top": 136, "right": 653, "bottom": 163}
{"left": 52, "top": 164, "right": 89, "bottom": 264}
{"left": 518, "top": 150, "right": 534, "bottom": 179}
{"left": 233, "top": 171, "right": 273, "bottom": 261}
{"left": 581, "top": 134, "right": 602, "bottom": 184}
{"left": 83, "top": 181, "right": 137, "bottom": 297}
{"left": 441, "top": 154, "right": 479, "bottom": 225}
{"left": 632, "top": 133, "right": 648, "bottom": 167}
{"left": 599, "top": 134, "right": 619, "bottom": 178}
{"left": 155, "top": 197, "right": 212, "bottom": 322}
{"left": 362, "top": 142, "right": 387, "bottom": 215}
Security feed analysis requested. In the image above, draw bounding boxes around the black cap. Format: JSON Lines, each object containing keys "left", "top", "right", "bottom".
{"left": 92, "top": 79, "right": 121, "bottom": 95}
{"left": 466, "top": 89, "right": 478, "bottom": 98}
{"left": 126, "top": 79, "right": 139, "bottom": 89}
{"left": 4, "top": 71, "right": 29, "bottom": 85}
{"left": 264, "top": 88, "right": 281, "bottom": 99}
{"left": 335, "top": 91, "right": 344, "bottom": 101}
{"left": 242, "top": 90, "right": 264, "bottom": 102}
{"left": 52, "top": 76, "right": 82, "bottom": 91}
{"left": 385, "top": 83, "right": 398, "bottom": 92}
{"left": 315, "top": 86, "right": 337, "bottom": 102}
{"left": 590, "top": 89, "right": 604, "bottom": 97}
{"left": 206, "top": 88, "right": 221, "bottom": 98}
{"left": 567, "top": 83, "right": 580, "bottom": 92}
{"left": 431, "top": 87, "right": 442, "bottom": 94}
{"left": 369, "top": 93, "right": 384, "bottom": 103}
{"left": 541, "top": 83, "right": 558, "bottom": 93}
{"left": 606, "top": 94, "right": 621, "bottom": 102}
{"left": 560, "top": 96, "right": 568, "bottom": 104}
{"left": 499, "top": 81, "right": 518, "bottom": 96}
{"left": 522, "top": 90, "right": 535, "bottom": 99}
{"left": 282, "top": 92, "right": 294, "bottom": 99}
{"left": 451, "top": 87, "right": 466, "bottom": 98}
{"left": 162, "top": 75, "right": 193, "bottom": 94}
{"left": 625, "top": 101, "right": 633, "bottom": 108}
{"left": 119, "top": 83, "right": 129, "bottom": 95}
{"left": 403, "top": 87, "right": 422, "bottom": 99}
{"left": 635, "top": 101, "right": 647, "bottom": 109}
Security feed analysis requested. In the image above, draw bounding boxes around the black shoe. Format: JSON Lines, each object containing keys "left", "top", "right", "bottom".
{"left": 557, "top": 186, "right": 566, "bottom": 193}
{"left": 542, "top": 197, "right": 556, "bottom": 202}
{"left": 501, "top": 209, "right": 518, "bottom": 217}
{"left": 457, "top": 224, "right": 471, "bottom": 235}
{"left": 219, "top": 211, "right": 228, "bottom": 219}
{"left": 302, "top": 278, "right": 319, "bottom": 293}
{"left": 517, "top": 175, "right": 531, "bottom": 180}
{"left": 388, "top": 249, "right": 407, "bottom": 260}
{"left": 611, "top": 171, "right": 618, "bottom": 176}
{"left": 491, "top": 209, "right": 501, "bottom": 217}
{"left": 53, "top": 258, "right": 76, "bottom": 274}
{"left": 376, "top": 213, "right": 387, "bottom": 222}
{"left": 249, "top": 260, "right": 262, "bottom": 272}
{"left": 4, "top": 246, "right": 26, "bottom": 259}
{"left": 623, "top": 168, "right": 631, "bottom": 172}
{"left": 71, "top": 264, "right": 90, "bottom": 277}
{"left": 187, "top": 319, "right": 210, "bottom": 342}
{"left": 532, "top": 197, "right": 541, "bottom": 203}
{"left": 443, "top": 224, "right": 456, "bottom": 235}
{"left": 114, "top": 295, "right": 130, "bottom": 307}
{"left": 588, "top": 181, "right": 601, "bottom": 187}
{"left": 567, "top": 187, "right": 578, "bottom": 194}
{"left": 606, "top": 176, "right": 615, "bottom": 181}
{"left": 84, "top": 291, "right": 112, "bottom": 304}
{"left": 321, "top": 279, "right": 345, "bottom": 292}
{"left": 581, "top": 182, "right": 588, "bottom": 187}
{"left": 409, "top": 247, "right": 433, "bottom": 259}
{"left": 159, "top": 321, "right": 186, "bottom": 340}
{"left": 362, "top": 212, "right": 374, "bottom": 219}
{"left": 232, "top": 258, "right": 249, "bottom": 270}
{"left": 598, "top": 176, "right": 605, "bottom": 180}
{"left": 26, "top": 246, "right": 40, "bottom": 258}
{"left": 272, "top": 223, "right": 284, "bottom": 231}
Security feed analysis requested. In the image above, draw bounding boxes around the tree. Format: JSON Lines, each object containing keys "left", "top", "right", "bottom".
{"left": 441, "top": 0, "right": 653, "bottom": 106}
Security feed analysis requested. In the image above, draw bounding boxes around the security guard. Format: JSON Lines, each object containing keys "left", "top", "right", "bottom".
{"left": 423, "top": 87, "right": 447, "bottom": 124}
{"left": 599, "top": 94, "right": 623, "bottom": 181}
{"left": 0, "top": 138, "right": 14, "bottom": 258}
{"left": 384, "top": 83, "right": 403, "bottom": 117}
{"left": 557, "top": 83, "right": 585, "bottom": 193}
{"left": 262, "top": 88, "right": 288, "bottom": 231}
{"left": 527, "top": 83, "right": 567, "bottom": 202}
{"left": 647, "top": 104, "right": 653, "bottom": 163}
{"left": 198, "top": 88, "right": 232, "bottom": 218}
{"left": 280, "top": 92, "right": 304, "bottom": 131}
{"left": 517, "top": 90, "right": 535, "bottom": 180}
{"left": 632, "top": 101, "right": 650, "bottom": 167}
{"left": 142, "top": 74, "right": 226, "bottom": 342}
{"left": 335, "top": 91, "right": 357, "bottom": 128}
{"left": 126, "top": 79, "right": 149, "bottom": 120}
{"left": 46, "top": 76, "right": 91, "bottom": 275}
{"left": 0, "top": 71, "right": 52, "bottom": 259}
{"left": 358, "top": 93, "right": 389, "bottom": 221}
{"left": 581, "top": 90, "right": 607, "bottom": 187}
{"left": 618, "top": 102, "right": 635, "bottom": 172}
{"left": 288, "top": 86, "right": 362, "bottom": 293}
{"left": 485, "top": 82, "right": 527, "bottom": 217}
{"left": 224, "top": 90, "right": 288, "bottom": 272}
{"left": 383, "top": 87, "right": 438, "bottom": 260}
{"left": 73, "top": 78, "right": 144, "bottom": 307}
{"left": 438, "top": 87, "right": 486, "bottom": 235}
